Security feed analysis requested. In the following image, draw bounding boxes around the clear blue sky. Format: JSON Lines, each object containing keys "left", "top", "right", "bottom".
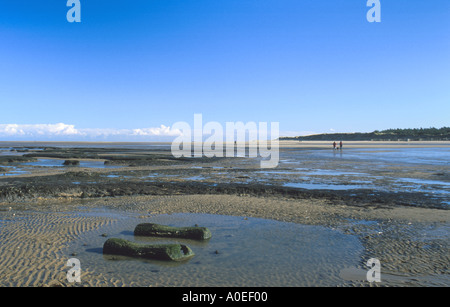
{"left": 0, "top": 0, "right": 449, "bottom": 140}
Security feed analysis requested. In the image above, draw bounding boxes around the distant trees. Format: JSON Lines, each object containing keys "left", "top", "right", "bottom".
{"left": 380, "top": 127, "right": 450, "bottom": 139}
{"left": 280, "top": 127, "right": 450, "bottom": 141}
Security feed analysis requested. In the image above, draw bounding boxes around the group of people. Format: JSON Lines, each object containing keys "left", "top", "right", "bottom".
{"left": 333, "top": 141, "right": 343, "bottom": 150}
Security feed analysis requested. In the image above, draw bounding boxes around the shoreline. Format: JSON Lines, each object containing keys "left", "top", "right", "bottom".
{"left": 2, "top": 140, "right": 450, "bottom": 147}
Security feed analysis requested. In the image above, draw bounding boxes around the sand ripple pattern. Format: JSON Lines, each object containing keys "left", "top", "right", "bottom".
{"left": 0, "top": 210, "right": 113, "bottom": 287}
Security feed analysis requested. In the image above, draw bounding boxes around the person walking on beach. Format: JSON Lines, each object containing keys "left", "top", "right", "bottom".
{"left": 333, "top": 141, "right": 336, "bottom": 150}
{"left": 339, "top": 141, "right": 343, "bottom": 150}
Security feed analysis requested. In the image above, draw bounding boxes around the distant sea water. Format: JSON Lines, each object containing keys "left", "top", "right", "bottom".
{"left": 0, "top": 141, "right": 172, "bottom": 151}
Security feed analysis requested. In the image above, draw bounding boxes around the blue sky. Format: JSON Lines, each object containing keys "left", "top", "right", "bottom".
{"left": 0, "top": 0, "right": 449, "bottom": 141}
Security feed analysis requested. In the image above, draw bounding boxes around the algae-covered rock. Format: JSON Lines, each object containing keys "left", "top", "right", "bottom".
{"left": 103, "top": 238, "right": 195, "bottom": 261}
{"left": 63, "top": 160, "right": 80, "bottom": 166}
{"left": 134, "top": 223, "right": 212, "bottom": 240}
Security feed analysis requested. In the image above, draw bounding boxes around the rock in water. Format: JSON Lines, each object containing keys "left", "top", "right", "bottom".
{"left": 63, "top": 160, "right": 80, "bottom": 166}
{"left": 134, "top": 223, "right": 212, "bottom": 240}
{"left": 103, "top": 238, "right": 195, "bottom": 261}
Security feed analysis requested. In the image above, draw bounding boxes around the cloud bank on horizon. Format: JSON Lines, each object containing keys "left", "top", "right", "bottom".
{"left": 0, "top": 123, "right": 313, "bottom": 142}
{"left": 0, "top": 123, "right": 182, "bottom": 141}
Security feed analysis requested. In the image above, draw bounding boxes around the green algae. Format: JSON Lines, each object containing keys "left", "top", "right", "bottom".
{"left": 103, "top": 238, "right": 195, "bottom": 261}
{"left": 134, "top": 223, "right": 212, "bottom": 240}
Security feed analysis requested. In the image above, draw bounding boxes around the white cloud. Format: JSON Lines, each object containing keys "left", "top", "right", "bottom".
{"left": 0, "top": 123, "right": 79, "bottom": 136}
{"left": 1, "top": 124, "right": 24, "bottom": 135}
{"left": 0, "top": 123, "right": 182, "bottom": 140}
{"left": 132, "top": 125, "right": 181, "bottom": 136}
{"left": 37, "top": 123, "right": 79, "bottom": 135}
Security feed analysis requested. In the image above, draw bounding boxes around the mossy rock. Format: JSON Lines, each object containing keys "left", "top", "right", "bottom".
{"left": 63, "top": 160, "right": 80, "bottom": 166}
{"left": 134, "top": 223, "right": 212, "bottom": 240}
{"left": 0, "top": 156, "right": 37, "bottom": 163}
{"left": 103, "top": 238, "right": 195, "bottom": 261}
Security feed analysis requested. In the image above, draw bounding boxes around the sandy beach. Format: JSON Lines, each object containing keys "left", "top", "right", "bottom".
{"left": 0, "top": 142, "right": 449, "bottom": 287}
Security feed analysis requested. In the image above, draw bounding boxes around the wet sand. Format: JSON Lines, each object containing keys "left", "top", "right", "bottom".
{"left": 0, "top": 142, "right": 449, "bottom": 287}
{"left": 279, "top": 140, "right": 450, "bottom": 148}
{"left": 0, "top": 195, "right": 448, "bottom": 287}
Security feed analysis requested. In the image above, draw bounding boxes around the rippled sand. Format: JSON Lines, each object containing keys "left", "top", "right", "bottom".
{"left": 0, "top": 194, "right": 448, "bottom": 287}
{"left": 0, "top": 209, "right": 114, "bottom": 286}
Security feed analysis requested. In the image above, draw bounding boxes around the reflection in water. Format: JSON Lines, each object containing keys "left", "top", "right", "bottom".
{"left": 267, "top": 148, "right": 450, "bottom": 199}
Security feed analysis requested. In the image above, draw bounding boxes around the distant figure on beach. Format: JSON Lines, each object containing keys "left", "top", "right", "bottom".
{"left": 339, "top": 141, "right": 343, "bottom": 150}
{"left": 333, "top": 141, "right": 336, "bottom": 150}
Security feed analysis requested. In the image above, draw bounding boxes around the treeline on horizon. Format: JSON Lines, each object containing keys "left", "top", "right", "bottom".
{"left": 280, "top": 127, "right": 450, "bottom": 141}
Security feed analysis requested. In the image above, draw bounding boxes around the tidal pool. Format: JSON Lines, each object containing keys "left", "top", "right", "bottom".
{"left": 0, "top": 166, "right": 29, "bottom": 176}
{"left": 23, "top": 159, "right": 122, "bottom": 169}
{"left": 283, "top": 182, "right": 371, "bottom": 190}
{"left": 68, "top": 212, "right": 364, "bottom": 287}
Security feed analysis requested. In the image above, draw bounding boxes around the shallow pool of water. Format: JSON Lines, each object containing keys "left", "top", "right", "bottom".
{"left": 68, "top": 213, "right": 363, "bottom": 287}
{"left": 0, "top": 166, "right": 29, "bottom": 176}
{"left": 23, "top": 159, "right": 122, "bottom": 169}
{"left": 395, "top": 177, "right": 450, "bottom": 187}
{"left": 303, "top": 148, "right": 450, "bottom": 166}
{"left": 283, "top": 182, "right": 371, "bottom": 190}
{"left": 183, "top": 176, "right": 207, "bottom": 181}
{"left": 392, "top": 178, "right": 450, "bottom": 196}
